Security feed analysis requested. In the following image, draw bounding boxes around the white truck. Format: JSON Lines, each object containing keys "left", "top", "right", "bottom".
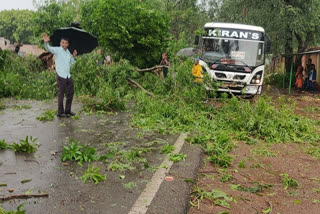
{"left": 195, "top": 22, "right": 268, "bottom": 95}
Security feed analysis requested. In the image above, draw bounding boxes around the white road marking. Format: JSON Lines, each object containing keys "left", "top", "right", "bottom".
{"left": 128, "top": 133, "right": 187, "bottom": 214}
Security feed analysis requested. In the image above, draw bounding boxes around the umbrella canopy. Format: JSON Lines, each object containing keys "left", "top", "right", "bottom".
{"left": 50, "top": 27, "right": 98, "bottom": 55}
{"left": 176, "top": 47, "right": 200, "bottom": 57}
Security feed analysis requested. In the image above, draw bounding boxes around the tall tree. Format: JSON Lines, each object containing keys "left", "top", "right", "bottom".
{"left": 81, "top": 0, "right": 170, "bottom": 67}
{"left": 0, "top": 10, "right": 35, "bottom": 44}
{"left": 32, "top": 0, "right": 78, "bottom": 45}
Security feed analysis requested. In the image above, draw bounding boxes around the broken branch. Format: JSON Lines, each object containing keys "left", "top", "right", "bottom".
{"left": 134, "top": 65, "right": 169, "bottom": 73}
{"left": 128, "top": 78, "right": 154, "bottom": 97}
{"left": 0, "top": 193, "right": 49, "bottom": 201}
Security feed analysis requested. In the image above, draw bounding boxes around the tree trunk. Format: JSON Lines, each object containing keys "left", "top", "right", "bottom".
{"left": 284, "top": 0, "right": 294, "bottom": 73}
{"left": 284, "top": 28, "right": 293, "bottom": 73}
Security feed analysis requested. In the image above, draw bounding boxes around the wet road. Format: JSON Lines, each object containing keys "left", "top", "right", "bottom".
{"left": 0, "top": 99, "right": 202, "bottom": 214}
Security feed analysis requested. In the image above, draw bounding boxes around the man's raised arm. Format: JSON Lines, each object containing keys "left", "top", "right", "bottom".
{"left": 42, "top": 33, "right": 58, "bottom": 55}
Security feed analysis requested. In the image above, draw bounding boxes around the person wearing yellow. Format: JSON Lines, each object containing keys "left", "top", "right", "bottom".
{"left": 192, "top": 57, "right": 203, "bottom": 83}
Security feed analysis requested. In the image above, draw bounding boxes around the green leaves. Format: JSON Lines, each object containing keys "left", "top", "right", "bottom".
{"left": 191, "top": 187, "right": 233, "bottom": 209}
{"left": 10, "top": 136, "right": 39, "bottom": 153}
{"left": 0, "top": 10, "right": 35, "bottom": 44}
{"left": 81, "top": 0, "right": 170, "bottom": 67}
{"left": 0, "top": 139, "right": 9, "bottom": 150}
{"left": 281, "top": 173, "right": 299, "bottom": 190}
{"left": 169, "top": 153, "right": 187, "bottom": 163}
{"left": 36, "top": 109, "right": 56, "bottom": 121}
{"left": 161, "top": 144, "right": 175, "bottom": 154}
{"left": 32, "top": 0, "right": 78, "bottom": 45}
{"left": 61, "top": 138, "right": 99, "bottom": 166}
{"left": 81, "top": 165, "right": 106, "bottom": 184}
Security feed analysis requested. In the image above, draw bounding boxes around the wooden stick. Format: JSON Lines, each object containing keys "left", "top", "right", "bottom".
{"left": 135, "top": 65, "right": 169, "bottom": 72}
{"left": 0, "top": 193, "right": 49, "bottom": 201}
{"left": 128, "top": 78, "right": 154, "bottom": 97}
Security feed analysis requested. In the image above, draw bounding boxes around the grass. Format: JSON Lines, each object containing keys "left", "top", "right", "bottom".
{"left": 220, "top": 171, "right": 233, "bottom": 182}
{"left": 0, "top": 101, "right": 6, "bottom": 111}
{"left": 10, "top": 136, "right": 38, "bottom": 153}
{"left": 81, "top": 165, "right": 106, "bottom": 184}
{"left": 36, "top": 109, "right": 56, "bottom": 121}
{"left": 306, "top": 105, "right": 320, "bottom": 113}
{"left": 251, "top": 146, "right": 277, "bottom": 157}
{"left": 12, "top": 104, "right": 31, "bottom": 110}
{"left": 238, "top": 160, "right": 246, "bottom": 168}
{"left": 281, "top": 173, "right": 299, "bottom": 190}
{"left": 231, "top": 183, "right": 272, "bottom": 194}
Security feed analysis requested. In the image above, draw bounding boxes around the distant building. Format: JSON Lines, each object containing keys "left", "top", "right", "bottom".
{"left": 274, "top": 47, "right": 320, "bottom": 85}
{"left": 0, "top": 37, "right": 10, "bottom": 49}
{"left": 0, "top": 37, "right": 45, "bottom": 56}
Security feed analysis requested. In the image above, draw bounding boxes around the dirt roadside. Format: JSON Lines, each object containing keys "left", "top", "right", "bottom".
{"left": 189, "top": 89, "right": 320, "bottom": 214}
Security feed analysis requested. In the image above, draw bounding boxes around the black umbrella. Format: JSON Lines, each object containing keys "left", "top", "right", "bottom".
{"left": 50, "top": 27, "right": 98, "bottom": 55}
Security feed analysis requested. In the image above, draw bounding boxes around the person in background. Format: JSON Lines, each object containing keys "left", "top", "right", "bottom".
{"left": 42, "top": 33, "right": 77, "bottom": 118}
{"left": 295, "top": 63, "right": 303, "bottom": 91}
{"left": 192, "top": 56, "right": 203, "bottom": 83}
{"left": 14, "top": 45, "right": 23, "bottom": 57}
{"left": 105, "top": 55, "right": 112, "bottom": 64}
{"left": 97, "top": 49, "right": 105, "bottom": 65}
{"left": 307, "top": 64, "right": 317, "bottom": 91}
{"left": 304, "top": 58, "right": 313, "bottom": 90}
{"left": 159, "top": 52, "right": 170, "bottom": 78}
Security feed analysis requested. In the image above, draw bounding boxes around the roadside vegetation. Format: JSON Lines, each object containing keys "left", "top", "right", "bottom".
{"left": 1, "top": 0, "right": 320, "bottom": 213}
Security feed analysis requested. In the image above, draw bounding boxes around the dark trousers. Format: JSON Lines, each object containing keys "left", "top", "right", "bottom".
{"left": 56, "top": 75, "right": 74, "bottom": 114}
{"left": 307, "top": 80, "right": 315, "bottom": 91}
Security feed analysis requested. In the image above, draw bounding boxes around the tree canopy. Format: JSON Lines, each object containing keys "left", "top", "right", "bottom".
{"left": 32, "top": 0, "right": 79, "bottom": 45}
{"left": 0, "top": 10, "right": 35, "bottom": 44}
{"left": 80, "top": 0, "right": 170, "bottom": 67}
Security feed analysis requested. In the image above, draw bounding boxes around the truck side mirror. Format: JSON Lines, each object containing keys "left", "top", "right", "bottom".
{"left": 194, "top": 35, "right": 199, "bottom": 46}
{"left": 265, "top": 36, "right": 271, "bottom": 53}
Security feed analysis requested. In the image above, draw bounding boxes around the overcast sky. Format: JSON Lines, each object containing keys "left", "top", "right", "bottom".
{"left": 0, "top": 0, "right": 36, "bottom": 11}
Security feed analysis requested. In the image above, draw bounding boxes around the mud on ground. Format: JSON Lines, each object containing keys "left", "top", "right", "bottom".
{"left": 189, "top": 89, "right": 320, "bottom": 214}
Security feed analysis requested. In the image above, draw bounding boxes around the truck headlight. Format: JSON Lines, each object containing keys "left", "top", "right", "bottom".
{"left": 251, "top": 71, "right": 263, "bottom": 84}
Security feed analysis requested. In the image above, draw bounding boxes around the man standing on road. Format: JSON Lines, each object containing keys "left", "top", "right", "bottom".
{"left": 42, "top": 33, "right": 77, "bottom": 118}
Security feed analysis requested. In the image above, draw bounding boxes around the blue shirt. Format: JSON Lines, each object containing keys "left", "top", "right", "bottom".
{"left": 44, "top": 43, "right": 75, "bottom": 79}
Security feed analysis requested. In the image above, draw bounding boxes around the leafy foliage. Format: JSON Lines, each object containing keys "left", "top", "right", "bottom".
{"left": 81, "top": 0, "right": 170, "bottom": 67}
{"left": 0, "top": 10, "right": 35, "bottom": 44}
{"left": 0, "top": 139, "right": 9, "bottom": 150}
{"left": 161, "top": 144, "right": 175, "bottom": 154}
{"left": 81, "top": 164, "right": 106, "bottom": 184}
{"left": 0, "top": 204, "right": 26, "bottom": 214}
{"left": 281, "top": 173, "right": 299, "bottom": 190}
{"left": 191, "top": 187, "right": 232, "bottom": 208}
{"left": 36, "top": 109, "right": 56, "bottom": 121}
{"left": 32, "top": 0, "right": 79, "bottom": 45}
{"left": 169, "top": 153, "right": 187, "bottom": 162}
{"left": 0, "top": 52, "right": 56, "bottom": 99}
{"left": 61, "top": 138, "right": 99, "bottom": 166}
{"left": 10, "top": 136, "right": 38, "bottom": 153}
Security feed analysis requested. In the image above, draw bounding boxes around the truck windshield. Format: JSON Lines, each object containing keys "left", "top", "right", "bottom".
{"left": 201, "top": 38, "right": 264, "bottom": 67}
